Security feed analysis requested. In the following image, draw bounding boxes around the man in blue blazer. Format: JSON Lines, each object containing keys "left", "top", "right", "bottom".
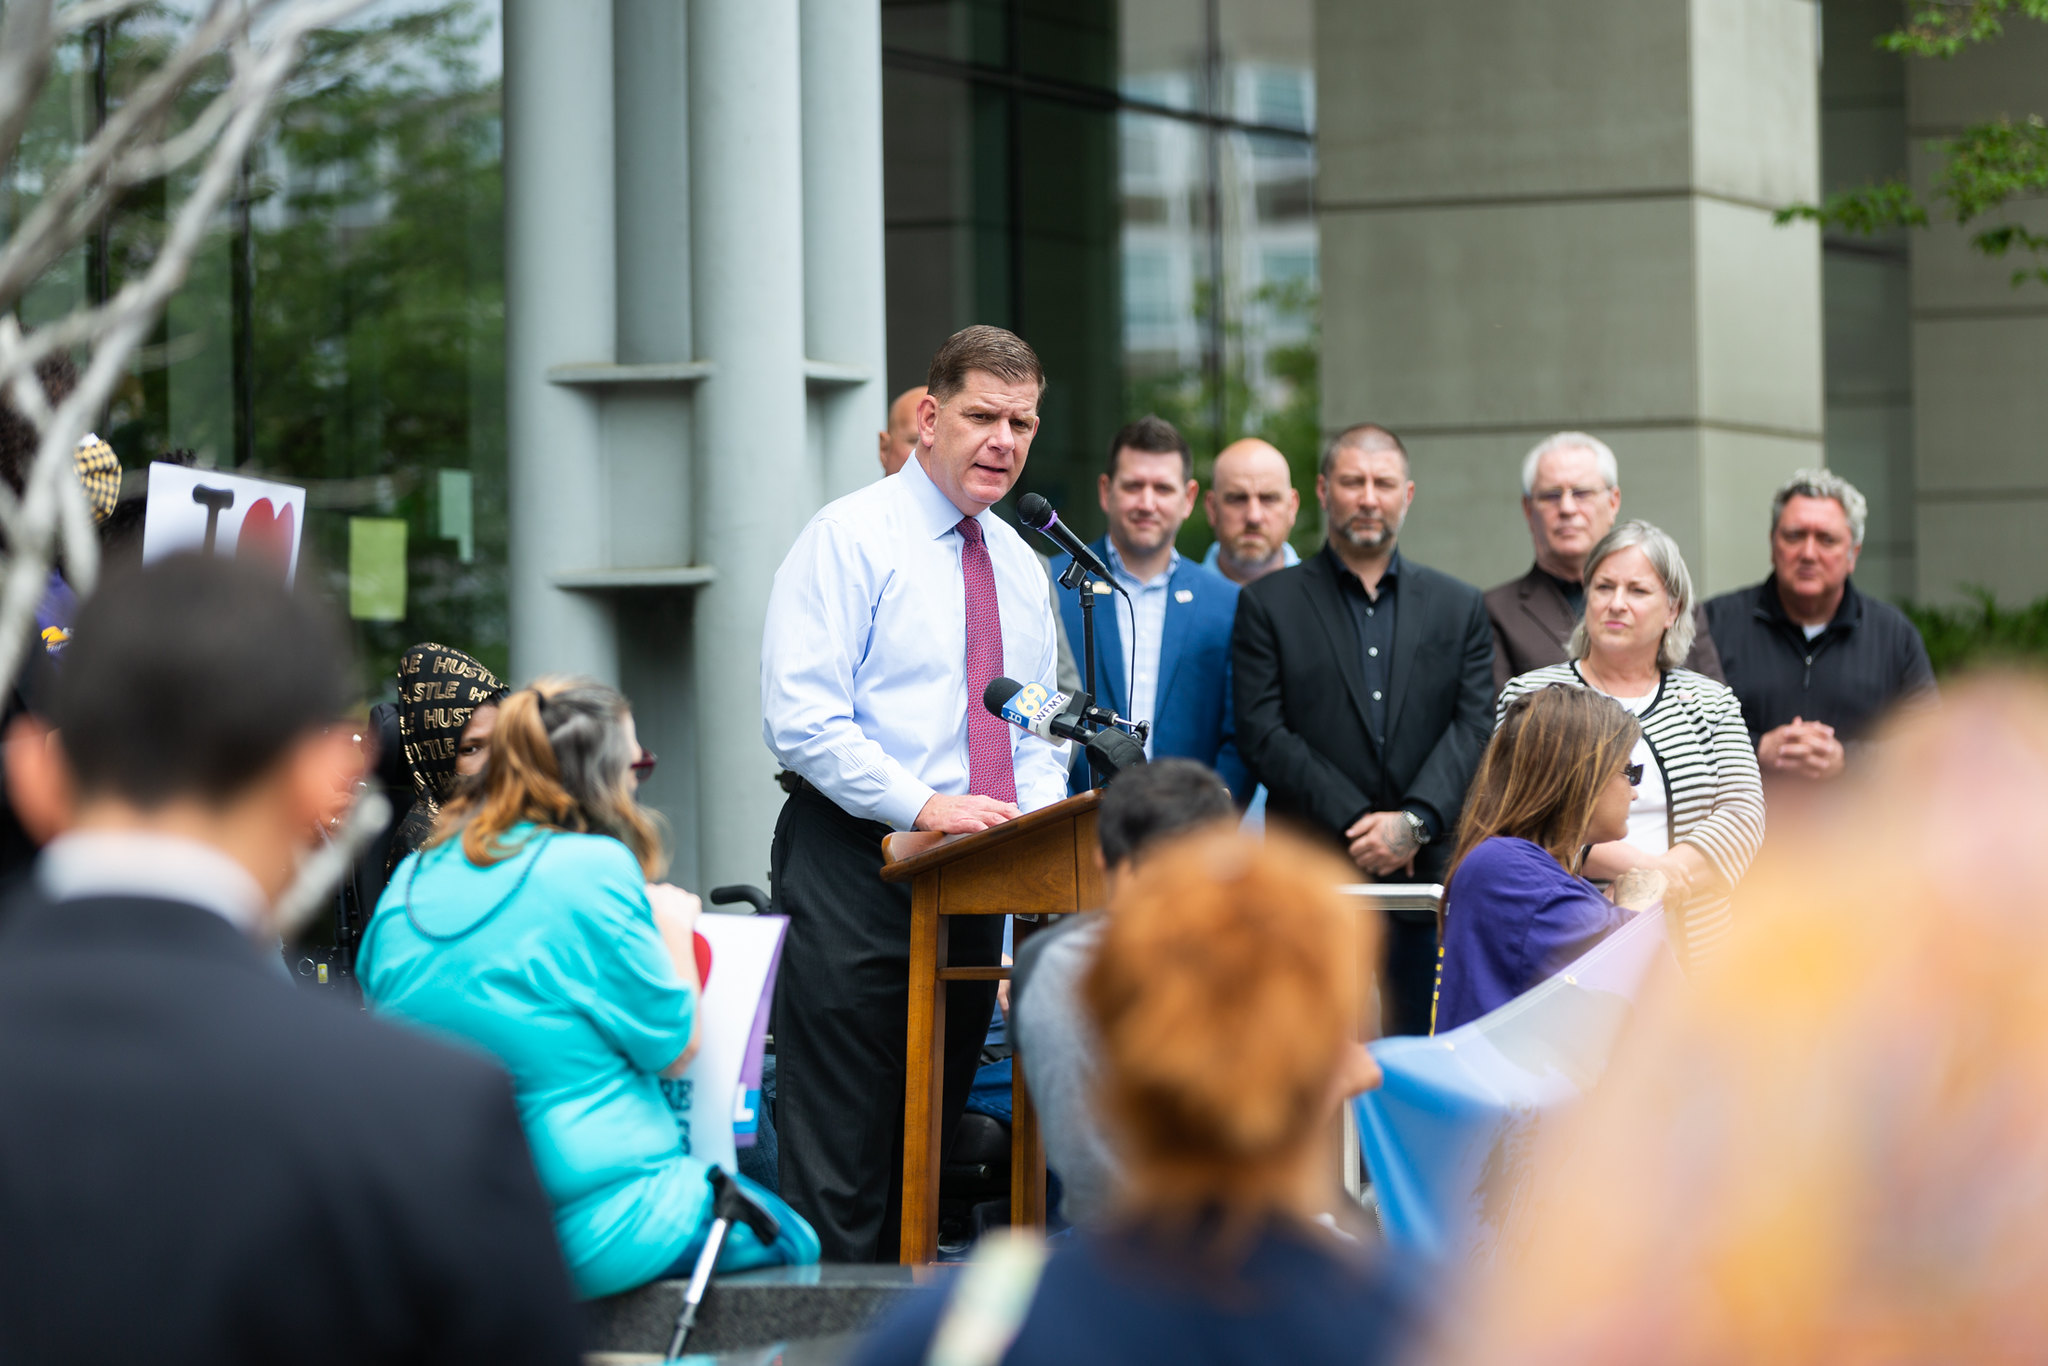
{"left": 1049, "top": 415, "right": 1249, "bottom": 799}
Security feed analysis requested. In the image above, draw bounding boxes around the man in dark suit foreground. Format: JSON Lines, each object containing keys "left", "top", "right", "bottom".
{"left": 1233, "top": 424, "right": 1494, "bottom": 1037}
{"left": 0, "top": 555, "right": 582, "bottom": 1365}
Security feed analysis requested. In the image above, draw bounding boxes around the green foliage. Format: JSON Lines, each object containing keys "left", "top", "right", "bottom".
{"left": 1899, "top": 588, "right": 2048, "bottom": 674}
{"left": 1126, "top": 276, "right": 1321, "bottom": 560}
{"left": 1775, "top": 177, "right": 1927, "bottom": 234}
{"left": 248, "top": 2, "right": 508, "bottom": 687}
{"left": 60, "top": 3, "right": 510, "bottom": 689}
{"left": 1885, "top": 0, "right": 2048, "bottom": 57}
{"left": 1782, "top": 6, "right": 2048, "bottom": 286}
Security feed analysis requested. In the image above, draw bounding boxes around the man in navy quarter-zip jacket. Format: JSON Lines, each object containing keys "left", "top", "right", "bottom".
{"left": 1706, "top": 469, "right": 1935, "bottom": 785}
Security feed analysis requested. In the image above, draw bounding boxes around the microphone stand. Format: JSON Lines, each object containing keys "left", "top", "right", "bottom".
{"left": 1056, "top": 559, "right": 1147, "bottom": 787}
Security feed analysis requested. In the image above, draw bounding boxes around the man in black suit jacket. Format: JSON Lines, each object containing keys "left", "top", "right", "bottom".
{"left": 0, "top": 555, "right": 583, "bottom": 1365}
{"left": 1233, "top": 424, "right": 1494, "bottom": 1037}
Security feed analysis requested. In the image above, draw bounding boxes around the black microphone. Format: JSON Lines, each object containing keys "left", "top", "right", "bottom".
{"left": 1083, "top": 727, "right": 1147, "bottom": 782}
{"left": 1016, "top": 493, "right": 1116, "bottom": 584}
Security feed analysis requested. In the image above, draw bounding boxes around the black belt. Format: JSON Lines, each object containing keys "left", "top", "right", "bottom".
{"left": 779, "top": 771, "right": 892, "bottom": 841}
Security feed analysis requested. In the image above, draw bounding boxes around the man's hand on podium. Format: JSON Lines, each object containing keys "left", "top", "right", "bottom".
{"left": 914, "top": 793, "right": 1022, "bottom": 834}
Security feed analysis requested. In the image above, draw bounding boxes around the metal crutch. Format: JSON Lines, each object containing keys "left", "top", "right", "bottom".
{"left": 665, "top": 1166, "right": 782, "bottom": 1360}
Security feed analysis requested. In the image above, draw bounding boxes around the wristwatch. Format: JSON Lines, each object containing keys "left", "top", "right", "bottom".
{"left": 1401, "top": 809, "right": 1431, "bottom": 847}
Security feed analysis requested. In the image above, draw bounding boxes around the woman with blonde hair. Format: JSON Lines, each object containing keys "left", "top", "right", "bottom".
{"left": 1498, "top": 519, "right": 1764, "bottom": 962}
{"left": 1440, "top": 678, "right": 2048, "bottom": 1364}
{"left": 1434, "top": 685, "right": 1665, "bottom": 1033}
{"left": 359, "top": 677, "right": 817, "bottom": 1296}
{"left": 851, "top": 828, "right": 1416, "bottom": 1366}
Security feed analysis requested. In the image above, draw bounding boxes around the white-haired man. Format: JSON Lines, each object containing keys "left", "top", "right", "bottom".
{"left": 1704, "top": 469, "right": 1934, "bottom": 783}
{"left": 1484, "top": 431, "right": 1722, "bottom": 692}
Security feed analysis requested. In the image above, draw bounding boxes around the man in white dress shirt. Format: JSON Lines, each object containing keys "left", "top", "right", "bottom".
{"left": 761, "top": 325, "right": 1068, "bottom": 1261}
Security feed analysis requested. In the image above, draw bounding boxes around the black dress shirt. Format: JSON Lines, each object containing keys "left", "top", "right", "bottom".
{"left": 1330, "top": 544, "right": 1400, "bottom": 744}
{"left": 1324, "top": 546, "right": 1444, "bottom": 837}
{"left": 1542, "top": 568, "right": 1586, "bottom": 620}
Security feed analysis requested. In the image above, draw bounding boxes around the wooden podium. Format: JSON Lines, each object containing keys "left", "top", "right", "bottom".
{"left": 878, "top": 790, "right": 1104, "bottom": 1264}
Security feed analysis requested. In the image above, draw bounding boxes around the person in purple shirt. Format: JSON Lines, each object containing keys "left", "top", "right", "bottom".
{"left": 1434, "top": 686, "right": 1669, "bottom": 1033}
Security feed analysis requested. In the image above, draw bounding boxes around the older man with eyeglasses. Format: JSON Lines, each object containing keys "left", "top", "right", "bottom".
{"left": 1484, "top": 431, "right": 1722, "bottom": 693}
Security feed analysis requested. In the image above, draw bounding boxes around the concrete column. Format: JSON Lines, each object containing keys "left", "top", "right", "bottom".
{"left": 1314, "top": 0, "right": 1824, "bottom": 598}
{"left": 690, "top": 2, "right": 813, "bottom": 889}
{"left": 800, "top": 0, "right": 890, "bottom": 500}
{"left": 1905, "top": 21, "right": 2048, "bottom": 605}
{"left": 612, "top": 0, "right": 702, "bottom": 882}
{"left": 503, "top": 0, "right": 618, "bottom": 682}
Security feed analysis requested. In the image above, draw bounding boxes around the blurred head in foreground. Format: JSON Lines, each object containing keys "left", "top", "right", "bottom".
{"left": 1085, "top": 827, "right": 1381, "bottom": 1248}
{"left": 1442, "top": 674, "right": 2048, "bottom": 1362}
{"left": 8, "top": 554, "right": 361, "bottom": 913}
{"left": 1097, "top": 756, "right": 1236, "bottom": 884}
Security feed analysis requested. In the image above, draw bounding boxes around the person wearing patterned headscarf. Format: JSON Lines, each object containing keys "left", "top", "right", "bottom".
{"left": 387, "top": 642, "right": 506, "bottom": 875}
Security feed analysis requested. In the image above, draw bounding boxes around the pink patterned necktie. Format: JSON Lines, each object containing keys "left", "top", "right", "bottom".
{"left": 957, "top": 517, "right": 1017, "bottom": 804}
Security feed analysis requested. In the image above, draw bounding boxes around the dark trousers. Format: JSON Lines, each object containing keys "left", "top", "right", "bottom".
{"left": 770, "top": 786, "right": 1000, "bottom": 1262}
{"left": 1380, "top": 909, "right": 1439, "bottom": 1038}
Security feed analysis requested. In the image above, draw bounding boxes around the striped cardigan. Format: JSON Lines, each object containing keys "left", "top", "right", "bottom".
{"left": 1496, "top": 663, "right": 1766, "bottom": 961}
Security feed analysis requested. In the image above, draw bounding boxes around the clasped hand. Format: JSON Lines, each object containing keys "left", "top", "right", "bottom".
{"left": 1346, "top": 809, "right": 1419, "bottom": 878}
{"left": 1758, "top": 715, "right": 1844, "bottom": 780}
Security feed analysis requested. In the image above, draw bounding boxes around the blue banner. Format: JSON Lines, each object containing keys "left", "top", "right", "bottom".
{"left": 1355, "top": 909, "right": 1670, "bottom": 1264}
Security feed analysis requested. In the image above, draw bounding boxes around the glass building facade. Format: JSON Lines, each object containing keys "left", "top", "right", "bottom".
{"left": 3, "top": 0, "right": 507, "bottom": 696}
{"left": 880, "top": 0, "right": 1318, "bottom": 553}
{"left": 5, "top": 0, "right": 1319, "bottom": 709}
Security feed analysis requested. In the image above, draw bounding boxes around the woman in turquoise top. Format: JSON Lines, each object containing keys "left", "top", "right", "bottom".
{"left": 359, "top": 678, "right": 817, "bottom": 1297}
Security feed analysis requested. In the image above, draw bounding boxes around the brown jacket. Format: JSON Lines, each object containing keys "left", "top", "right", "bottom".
{"left": 1485, "top": 563, "right": 1724, "bottom": 694}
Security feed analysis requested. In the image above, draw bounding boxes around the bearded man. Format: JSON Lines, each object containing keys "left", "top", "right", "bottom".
{"left": 1230, "top": 423, "right": 1494, "bottom": 1037}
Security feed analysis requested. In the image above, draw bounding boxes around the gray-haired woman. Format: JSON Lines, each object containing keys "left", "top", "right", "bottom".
{"left": 1497, "top": 520, "right": 1764, "bottom": 961}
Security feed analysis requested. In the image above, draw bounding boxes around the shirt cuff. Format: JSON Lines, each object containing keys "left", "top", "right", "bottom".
{"left": 876, "top": 775, "right": 938, "bottom": 833}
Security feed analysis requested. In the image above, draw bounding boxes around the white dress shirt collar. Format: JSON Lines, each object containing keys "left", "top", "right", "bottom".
{"left": 39, "top": 829, "right": 269, "bottom": 934}
{"left": 901, "top": 449, "right": 986, "bottom": 542}
{"left": 761, "top": 455, "right": 1072, "bottom": 828}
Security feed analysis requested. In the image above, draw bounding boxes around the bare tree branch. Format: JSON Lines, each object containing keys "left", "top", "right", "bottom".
{"left": 274, "top": 784, "right": 391, "bottom": 942}
{"left": 54, "top": 0, "right": 153, "bottom": 33}
{"left": 0, "top": 0, "right": 246, "bottom": 313}
{"left": 0, "top": 0, "right": 370, "bottom": 701}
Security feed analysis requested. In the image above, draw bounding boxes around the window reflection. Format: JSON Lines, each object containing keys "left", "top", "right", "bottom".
{"left": 883, "top": 0, "right": 1319, "bottom": 553}
{"left": 1, "top": 0, "right": 506, "bottom": 695}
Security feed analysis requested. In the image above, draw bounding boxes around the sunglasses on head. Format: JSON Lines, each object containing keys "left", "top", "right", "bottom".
{"left": 1624, "top": 761, "right": 1644, "bottom": 787}
{"left": 631, "top": 748, "right": 657, "bottom": 781}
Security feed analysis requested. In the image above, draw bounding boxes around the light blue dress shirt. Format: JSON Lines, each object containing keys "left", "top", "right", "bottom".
{"left": 1200, "top": 539, "right": 1300, "bottom": 576}
{"left": 762, "top": 452, "right": 1071, "bottom": 829}
{"left": 1103, "top": 540, "right": 1176, "bottom": 758}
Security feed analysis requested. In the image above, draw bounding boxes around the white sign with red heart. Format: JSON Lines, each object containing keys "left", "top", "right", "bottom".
{"left": 140, "top": 461, "right": 307, "bottom": 587}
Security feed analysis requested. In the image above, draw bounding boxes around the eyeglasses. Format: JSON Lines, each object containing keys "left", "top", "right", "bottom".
{"left": 631, "top": 749, "right": 658, "bottom": 781}
{"left": 1624, "top": 762, "right": 1644, "bottom": 787}
{"left": 1533, "top": 485, "right": 1609, "bottom": 508}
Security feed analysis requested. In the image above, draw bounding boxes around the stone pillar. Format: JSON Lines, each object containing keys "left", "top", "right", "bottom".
{"left": 689, "top": 1, "right": 813, "bottom": 889}
{"left": 1315, "top": 0, "right": 1824, "bottom": 598}
{"left": 503, "top": 0, "right": 618, "bottom": 681}
{"left": 1905, "top": 21, "right": 2048, "bottom": 605}
{"left": 801, "top": 0, "right": 890, "bottom": 500}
